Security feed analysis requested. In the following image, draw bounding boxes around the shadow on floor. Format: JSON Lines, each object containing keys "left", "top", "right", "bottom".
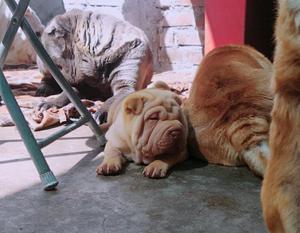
{"left": 0, "top": 144, "right": 266, "bottom": 233}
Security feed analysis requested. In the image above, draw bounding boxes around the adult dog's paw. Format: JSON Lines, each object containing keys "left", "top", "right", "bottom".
{"left": 35, "top": 100, "right": 57, "bottom": 112}
{"left": 35, "top": 84, "right": 60, "bottom": 97}
{"left": 143, "top": 160, "right": 168, "bottom": 178}
{"left": 93, "top": 109, "right": 108, "bottom": 125}
{"left": 96, "top": 157, "right": 123, "bottom": 175}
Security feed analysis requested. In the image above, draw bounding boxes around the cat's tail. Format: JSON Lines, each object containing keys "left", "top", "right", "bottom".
{"left": 227, "top": 116, "right": 270, "bottom": 177}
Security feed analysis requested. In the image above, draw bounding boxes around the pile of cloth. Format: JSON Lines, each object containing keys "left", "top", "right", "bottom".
{"left": 0, "top": 69, "right": 192, "bottom": 131}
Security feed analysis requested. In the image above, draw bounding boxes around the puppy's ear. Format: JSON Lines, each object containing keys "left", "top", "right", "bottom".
{"left": 153, "top": 81, "right": 170, "bottom": 90}
{"left": 123, "top": 95, "right": 145, "bottom": 115}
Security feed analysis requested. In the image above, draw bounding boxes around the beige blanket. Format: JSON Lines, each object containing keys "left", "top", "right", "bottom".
{"left": 0, "top": 94, "right": 104, "bottom": 131}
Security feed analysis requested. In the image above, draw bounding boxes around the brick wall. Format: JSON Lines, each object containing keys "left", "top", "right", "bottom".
{"left": 63, "top": 0, "right": 204, "bottom": 72}
{"left": 53, "top": 0, "right": 205, "bottom": 72}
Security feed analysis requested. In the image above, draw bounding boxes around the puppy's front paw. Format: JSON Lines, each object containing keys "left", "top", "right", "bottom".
{"left": 143, "top": 160, "right": 168, "bottom": 178}
{"left": 96, "top": 157, "right": 123, "bottom": 176}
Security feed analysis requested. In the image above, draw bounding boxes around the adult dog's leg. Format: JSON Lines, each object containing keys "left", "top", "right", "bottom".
{"left": 261, "top": 1, "right": 300, "bottom": 232}
{"left": 262, "top": 96, "right": 300, "bottom": 233}
{"left": 93, "top": 41, "right": 153, "bottom": 124}
{"left": 35, "top": 76, "right": 62, "bottom": 97}
{"left": 36, "top": 87, "right": 79, "bottom": 112}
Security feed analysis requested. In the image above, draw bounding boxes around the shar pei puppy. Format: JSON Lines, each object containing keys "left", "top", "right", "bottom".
{"left": 36, "top": 9, "right": 153, "bottom": 123}
{"left": 184, "top": 44, "right": 273, "bottom": 177}
{"left": 96, "top": 82, "right": 188, "bottom": 178}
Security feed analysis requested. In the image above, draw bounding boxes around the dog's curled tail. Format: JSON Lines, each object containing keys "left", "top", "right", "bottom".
{"left": 227, "top": 116, "right": 270, "bottom": 176}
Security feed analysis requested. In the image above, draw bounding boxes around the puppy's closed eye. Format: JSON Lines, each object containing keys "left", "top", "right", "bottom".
{"left": 148, "top": 112, "right": 159, "bottom": 120}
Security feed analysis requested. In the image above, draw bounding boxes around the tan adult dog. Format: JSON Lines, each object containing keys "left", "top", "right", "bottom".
{"left": 261, "top": 0, "right": 300, "bottom": 232}
{"left": 0, "top": 0, "right": 44, "bottom": 65}
{"left": 184, "top": 44, "right": 273, "bottom": 177}
{"left": 96, "top": 82, "right": 188, "bottom": 178}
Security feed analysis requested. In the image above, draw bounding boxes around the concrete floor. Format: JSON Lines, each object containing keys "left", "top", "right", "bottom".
{"left": 0, "top": 124, "right": 267, "bottom": 233}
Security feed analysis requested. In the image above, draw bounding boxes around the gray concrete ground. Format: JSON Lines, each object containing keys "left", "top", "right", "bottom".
{"left": 0, "top": 124, "right": 266, "bottom": 233}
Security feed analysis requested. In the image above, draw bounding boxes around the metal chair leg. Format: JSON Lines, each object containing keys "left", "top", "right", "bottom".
{"left": 0, "top": 69, "right": 58, "bottom": 190}
{"left": 0, "top": 0, "right": 30, "bottom": 105}
{"left": 0, "top": 0, "right": 58, "bottom": 190}
{"left": 0, "top": 0, "right": 106, "bottom": 190}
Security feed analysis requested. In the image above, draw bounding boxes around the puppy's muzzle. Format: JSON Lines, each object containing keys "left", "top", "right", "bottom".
{"left": 153, "top": 120, "right": 184, "bottom": 154}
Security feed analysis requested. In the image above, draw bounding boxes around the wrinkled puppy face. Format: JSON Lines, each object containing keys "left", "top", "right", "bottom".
{"left": 37, "top": 14, "right": 75, "bottom": 79}
{"left": 123, "top": 83, "right": 185, "bottom": 159}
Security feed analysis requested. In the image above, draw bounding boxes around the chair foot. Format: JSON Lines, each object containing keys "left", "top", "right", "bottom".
{"left": 40, "top": 171, "right": 59, "bottom": 191}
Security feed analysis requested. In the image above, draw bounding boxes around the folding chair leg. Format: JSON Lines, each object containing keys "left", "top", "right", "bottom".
{"left": 0, "top": 69, "right": 58, "bottom": 190}
{"left": 0, "top": 0, "right": 31, "bottom": 104}
{"left": 0, "top": 0, "right": 106, "bottom": 190}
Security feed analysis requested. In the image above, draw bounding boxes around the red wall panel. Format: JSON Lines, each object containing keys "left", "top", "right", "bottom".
{"left": 204, "top": 0, "right": 247, "bottom": 54}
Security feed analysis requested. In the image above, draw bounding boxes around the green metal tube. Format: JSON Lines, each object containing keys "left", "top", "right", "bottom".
{"left": 38, "top": 117, "right": 89, "bottom": 148}
{"left": 0, "top": 69, "right": 58, "bottom": 190}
